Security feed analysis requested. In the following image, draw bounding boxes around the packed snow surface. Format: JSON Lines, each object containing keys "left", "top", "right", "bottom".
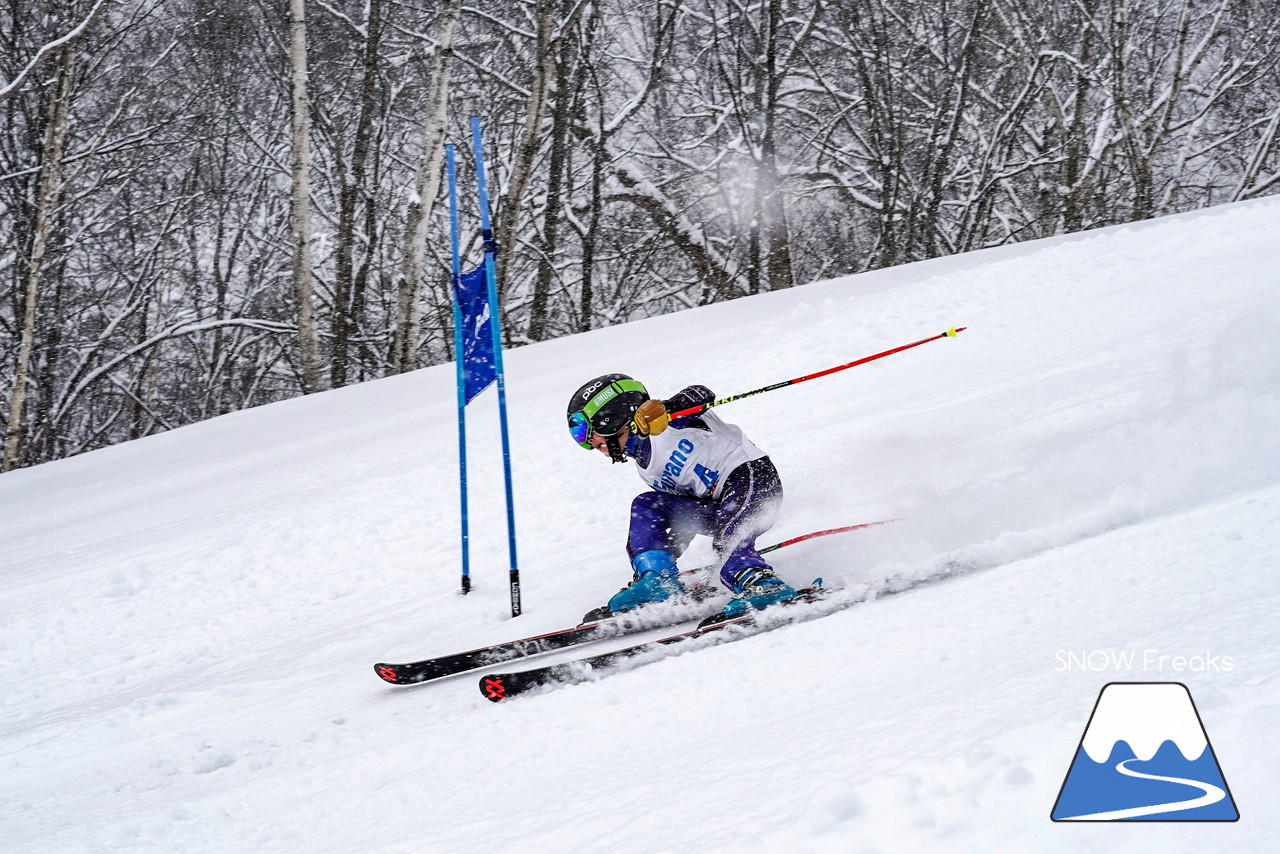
{"left": 3, "top": 199, "right": 1280, "bottom": 852}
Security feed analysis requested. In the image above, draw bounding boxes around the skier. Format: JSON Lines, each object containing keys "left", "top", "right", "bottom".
{"left": 566, "top": 373, "right": 799, "bottom": 618}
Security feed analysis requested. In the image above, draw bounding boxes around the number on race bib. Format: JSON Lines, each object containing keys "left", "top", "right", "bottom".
{"left": 694, "top": 464, "right": 719, "bottom": 489}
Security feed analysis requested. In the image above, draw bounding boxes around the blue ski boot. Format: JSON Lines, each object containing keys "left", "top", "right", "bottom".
{"left": 606, "top": 550, "right": 685, "bottom": 613}
{"left": 719, "top": 567, "right": 798, "bottom": 619}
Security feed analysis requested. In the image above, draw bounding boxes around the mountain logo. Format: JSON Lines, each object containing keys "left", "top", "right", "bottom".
{"left": 1051, "top": 682, "right": 1239, "bottom": 821}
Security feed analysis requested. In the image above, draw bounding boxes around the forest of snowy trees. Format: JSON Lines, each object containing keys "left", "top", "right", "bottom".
{"left": 3, "top": 0, "right": 1279, "bottom": 469}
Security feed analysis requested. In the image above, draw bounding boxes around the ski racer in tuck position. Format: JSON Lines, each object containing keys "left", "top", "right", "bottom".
{"left": 567, "top": 374, "right": 800, "bottom": 618}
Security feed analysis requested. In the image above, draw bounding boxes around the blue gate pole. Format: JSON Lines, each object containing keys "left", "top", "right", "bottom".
{"left": 470, "top": 116, "right": 522, "bottom": 618}
{"left": 446, "top": 144, "right": 471, "bottom": 595}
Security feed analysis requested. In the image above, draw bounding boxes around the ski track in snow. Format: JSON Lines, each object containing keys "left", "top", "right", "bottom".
{"left": 2, "top": 199, "right": 1280, "bottom": 852}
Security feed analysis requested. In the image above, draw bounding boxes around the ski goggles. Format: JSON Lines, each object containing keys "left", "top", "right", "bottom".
{"left": 568, "top": 406, "right": 633, "bottom": 448}
{"left": 568, "top": 410, "right": 596, "bottom": 448}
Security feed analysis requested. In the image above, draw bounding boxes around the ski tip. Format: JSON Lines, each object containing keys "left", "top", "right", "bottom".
{"left": 481, "top": 675, "right": 509, "bottom": 703}
{"left": 375, "top": 663, "right": 405, "bottom": 684}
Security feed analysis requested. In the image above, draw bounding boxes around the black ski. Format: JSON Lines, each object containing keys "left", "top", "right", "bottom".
{"left": 373, "top": 602, "right": 711, "bottom": 685}
{"left": 376, "top": 619, "right": 627, "bottom": 685}
{"left": 479, "top": 584, "right": 827, "bottom": 702}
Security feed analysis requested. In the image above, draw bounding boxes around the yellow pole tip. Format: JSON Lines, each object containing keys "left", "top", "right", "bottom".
{"left": 946, "top": 327, "right": 958, "bottom": 337}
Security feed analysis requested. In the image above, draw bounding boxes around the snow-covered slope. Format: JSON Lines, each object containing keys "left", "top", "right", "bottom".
{"left": 3, "top": 199, "right": 1279, "bottom": 853}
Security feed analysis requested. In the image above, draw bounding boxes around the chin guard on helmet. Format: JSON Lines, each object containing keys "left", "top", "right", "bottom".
{"left": 604, "top": 431, "right": 628, "bottom": 464}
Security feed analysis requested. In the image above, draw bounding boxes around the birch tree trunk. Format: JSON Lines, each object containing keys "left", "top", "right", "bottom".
{"left": 392, "top": 0, "right": 462, "bottom": 375}
{"left": 288, "top": 0, "right": 325, "bottom": 394}
{"left": 3, "top": 34, "right": 75, "bottom": 472}
{"left": 495, "top": 0, "right": 557, "bottom": 319}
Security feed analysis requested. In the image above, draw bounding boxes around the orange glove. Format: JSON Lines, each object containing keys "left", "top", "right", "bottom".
{"left": 633, "top": 399, "right": 671, "bottom": 436}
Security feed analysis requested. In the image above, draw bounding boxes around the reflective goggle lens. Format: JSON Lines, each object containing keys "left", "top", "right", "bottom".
{"left": 568, "top": 410, "right": 593, "bottom": 447}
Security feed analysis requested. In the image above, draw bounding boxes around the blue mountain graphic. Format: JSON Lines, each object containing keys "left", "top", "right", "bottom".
{"left": 1053, "top": 739, "right": 1238, "bottom": 821}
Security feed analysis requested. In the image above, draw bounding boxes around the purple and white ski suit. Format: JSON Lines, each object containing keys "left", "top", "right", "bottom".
{"left": 622, "top": 386, "right": 783, "bottom": 592}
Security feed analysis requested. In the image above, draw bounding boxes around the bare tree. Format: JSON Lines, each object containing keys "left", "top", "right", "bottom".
{"left": 495, "top": 0, "right": 559, "bottom": 319}
{"left": 0, "top": 0, "right": 106, "bottom": 101}
{"left": 325, "top": 0, "right": 384, "bottom": 388}
{"left": 392, "top": 0, "right": 463, "bottom": 374}
{"left": 288, "top": 0, "right": 325, "bottom": 393}
{"left": 3, "top": 19, "right": 77, "bottom": 471}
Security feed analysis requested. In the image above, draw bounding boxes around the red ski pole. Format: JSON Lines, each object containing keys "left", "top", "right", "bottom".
{"left": 668, "top": 326, "right": 966, "bottom": 419}
{"left": 759, "top": 520, "right": 895, "bottom": 554}
{"left": 676, "top": 520, "right": 895, "bottom": 580}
